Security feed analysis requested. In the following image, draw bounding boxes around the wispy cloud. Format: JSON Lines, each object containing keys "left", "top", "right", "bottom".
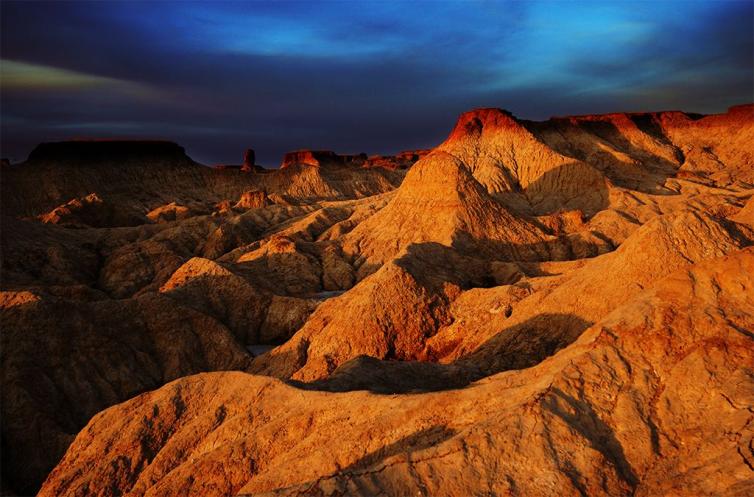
{"left": 1, "top": 59, "right": 156, "bottom": 98}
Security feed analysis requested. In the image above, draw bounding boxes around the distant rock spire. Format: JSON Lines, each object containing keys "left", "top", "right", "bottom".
{"left": 241, "top": 148, "right": 256, "bottom": 172}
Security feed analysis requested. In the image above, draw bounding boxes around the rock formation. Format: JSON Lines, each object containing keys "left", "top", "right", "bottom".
{"left": 240, "top": 148, "right": 256, "bottom": 172}
{"left": 234, "top": 190, "right": 269, "bottom": 210}
{"left": 1, "top": 104, "right": 753, "bottom": 496}
{"left": 38, "top": 192, "right": 146, "bottom": 227}
{"left": 26, "top": 139, "right": 190, "bottom": 164}
{"left": 0, "top": 141, "right": 405, "bottom": 222}
{"left": 146, "top": 202, "right": 196, "bottom": 223}
{"left": 280, "top": 149, "right": 427, "bottom": 170}
{"left": 38, "top": 249, "right": 754, "bottom": 497}
{"left": 280, "top": 150, "right": 369, "bottom": 169}
{"left": 363, "top": 149, "right": 430, "bottom": 169}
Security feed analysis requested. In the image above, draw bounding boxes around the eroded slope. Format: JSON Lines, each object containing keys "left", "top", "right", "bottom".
{"left": 39, "top": 249, "right": 754, "bottom": 497}
{"left": 2, "top": 104, "right": 753, "bottom": 495}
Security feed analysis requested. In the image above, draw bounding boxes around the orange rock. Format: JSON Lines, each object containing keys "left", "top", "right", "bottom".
{"left": 39, "top": 249, "right": 754, "bottom": 497}
{"left": 146, "top": 201, "right": 195, "bottom": 223}
{"left": 234, "top": 190, "right": 269, "bottom": 210}
{"left": 2, "top": 105, "right": 753, "bottom": 495}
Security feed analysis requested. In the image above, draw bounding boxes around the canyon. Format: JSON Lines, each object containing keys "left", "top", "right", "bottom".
{"left": 1, "top": 104, "right": 753, "bottom": 496}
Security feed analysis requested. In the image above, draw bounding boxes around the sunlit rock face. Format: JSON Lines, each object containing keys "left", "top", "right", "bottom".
{"left": 280, "top": 150, "right": 369, "bottom": 168}
{"left": 2, "top": 105, "right": 753, "bottom": 496}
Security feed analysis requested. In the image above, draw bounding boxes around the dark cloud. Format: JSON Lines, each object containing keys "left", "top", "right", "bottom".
{"left": 1, "top": 0, "right": 752, "bottom": 165}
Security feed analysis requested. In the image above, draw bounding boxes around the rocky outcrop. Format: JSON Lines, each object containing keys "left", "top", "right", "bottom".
{"left": 146, "top": 202, "right": 197, "bottom": 223}
{"left": 437, "top": 108, "right": 611, "bottom": 215}
{"left": 280, "top": 149, "right": 428, "bottom": 171}
{"left": 250, "top": 244, "right": 494, "bottom": 380}
{"left": 26, "top": 140, "right": 191, "bottom": 164}
{"left": 280, "top": 150, "right": 367, "bottom": 169}
{"left": 38, "top": 193, "right": 146, "bottom": 227}
{"left": 234, "top": 190, "right": 269, "bottom": 210}
{"left": 1, "top": 141, "right": 253, "bottom": 219}
{"left": 254, "top": 209, "right": 752, "bottom": 381}
{"left": 215, "top": 149, "right": 268, "bottom": 173}
{"left": 342, "top": 151, "right": 550, "bottom": 270}
{"left": 363, "top": 149, "right": 430, "bottom": 169}
{"left": 3, "top": 104, "right": 753, "bottom": 495}
{"left": 436, "top": 105, "right": 754, "bottom": 217}
{"left": 38, "top": 248, "right": 754, "bottom": 497}
{"left": 0, "top": 141, "right": 403, "bottom": 222}
{"left": 1, "top": 289, "right": 252, "bottom": 494}
{"left": 240, "top": 148, "right": 256, "bottom": 172}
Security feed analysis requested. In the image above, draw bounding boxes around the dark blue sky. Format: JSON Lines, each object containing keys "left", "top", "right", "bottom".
{"left": 1, "top": 0, "right": 752, "bottom": 166}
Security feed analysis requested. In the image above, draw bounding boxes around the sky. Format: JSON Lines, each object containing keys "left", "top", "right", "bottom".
{"left": 1, "top": 0, "right": 752, "bottom": 166}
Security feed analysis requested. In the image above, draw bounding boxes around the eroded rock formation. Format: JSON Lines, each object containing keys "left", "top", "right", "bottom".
{"left": 1, "top": 105, "right": 753, "bottom": 496}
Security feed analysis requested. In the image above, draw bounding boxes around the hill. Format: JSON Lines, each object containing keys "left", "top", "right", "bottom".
{"left": 1, "top": 104, "right": 753, "bottom": 495}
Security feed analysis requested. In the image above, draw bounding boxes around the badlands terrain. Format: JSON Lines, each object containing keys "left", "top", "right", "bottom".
{"left": 1, "top": 105, "right": 753, "bottom": 496}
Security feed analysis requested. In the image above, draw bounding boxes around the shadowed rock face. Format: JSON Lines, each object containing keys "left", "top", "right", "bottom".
{"left": 27, "top": 140, "right": 191, "bottom": 164}
{"left": 241, "top": 148, "right": 256, "bottom": 172}
{"left": 279, "top": 149, "right": 428, "bottom": 170}
{"left": 0, "top": 141, "right": 407, "bottom": 222}
{"left": 2, "top": 104, "right": 754, "bottom": 496}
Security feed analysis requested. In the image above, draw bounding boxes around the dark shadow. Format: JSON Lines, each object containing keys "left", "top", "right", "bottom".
{"left": 234, "top": 250, "right": 323, "bottom": 295}
{"left": 449, "top": 223, "right": 613, "bottom": 264}
{"left": 542, "top": 387, "right": 638, "bottom": 487}
{"left": 393, "top": 240, "right": 604, "bottom": 291}
{"left": 200, "top": 215, "right": 266, "bottom": 260}
{"left": 523, "top": 118, "right": 679, "bottom": 195}
{"left": 457, "top": 313, "right": 593, "bottom": 373}
{"left": 251, "top": 239, "right": 605, "bottom": 394}
{"left": 519, "top": 160, "right": 610, "bottom": 216}
{"left": 232, "top": 238, "right": 360, "bottom": 297}
{"left": 392, "top": 241, "right": 499, "bottom": 290}
{"left": 236, "top": 425, "right": 458, "bottom": 497}
{"left": 629, "top": 114, "right": 684, "bottom": 165}
{"left": 288, "top": 355, "right": 479, "bottom": 394}
{"left": 0, "top": 290, "right": 253, "bottom": 494}
{"left": 290, "top": 313, "right": 592, "bottom": 394}
{"left": 340, "top": 425, "right": 457, "bottom": 471}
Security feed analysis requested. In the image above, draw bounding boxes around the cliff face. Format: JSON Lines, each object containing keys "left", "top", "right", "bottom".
{"left": 2, "top": 105, "right": 754, "bottom": 496}
{"left": 26, "top": 140, "right": 191, "bottom": 163}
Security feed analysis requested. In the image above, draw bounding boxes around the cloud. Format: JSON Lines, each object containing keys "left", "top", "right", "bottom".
{"left": 0, "top": 60, "right": 155, "bottom": 98}
{"left": 0, "top": 0, "right": 751, "bottom": 165}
